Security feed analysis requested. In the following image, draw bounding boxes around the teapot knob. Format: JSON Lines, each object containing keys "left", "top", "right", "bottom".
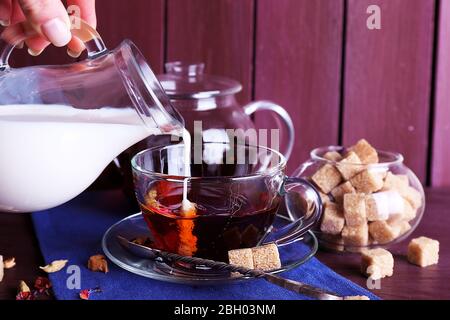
{"left": 165, "top": 61, "right": 205, "bottom": 77}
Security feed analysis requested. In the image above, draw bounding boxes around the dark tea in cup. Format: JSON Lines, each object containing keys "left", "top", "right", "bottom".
{"left": 132, "top": 143, "right": 321, "bottom": 262}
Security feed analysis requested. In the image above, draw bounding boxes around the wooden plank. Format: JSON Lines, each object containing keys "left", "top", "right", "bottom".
{"left": 343, "top": 0, "right": 435, "bottom": 183}
{"left": 10, "top": 0, "right": 165, "bottom": 72}
{"left": 432, "top": 0, "right": 450, "bottom": 186}
{"left": 254, "top": 0, "right": 344, "bottom": 172}
{"left": 97, "top": 0, "right": 165, "bottom": 73}
{"left": 166, "top": 0, "right": 254, "bottom": 103}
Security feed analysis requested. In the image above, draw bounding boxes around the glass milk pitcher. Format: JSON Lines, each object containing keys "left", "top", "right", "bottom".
{"left": 0, "top": 21, "right": 184, "bottom": 213}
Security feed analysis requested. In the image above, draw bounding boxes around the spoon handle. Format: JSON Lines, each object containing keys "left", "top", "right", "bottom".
{"left": 117, "top": 236, "right": 343, "bottom": 300}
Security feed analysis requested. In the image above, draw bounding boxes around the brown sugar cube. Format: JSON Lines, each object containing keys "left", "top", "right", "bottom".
{"left": 365, "top": 193, "right": 389, "bottom": 221}
{"left": 388, "top": 220, "right": 411, "bottom": 237}
{"left": 331, "top": 181, "right": 356, "bottom": 204}
{"left": 361, "top": 248, "right": 394, "bottom": 279}
{"left": 402, "top": 186, "right": 422, "bottom": 210}
{"left": 87, "top": 255, "right": 109, "bottom": 273}
{"left": 252, "top": 243, "right": 281, "bottom": 271}
{"left": 336, "top": 151, "right": 364, "bottom": 180}
{"left": 350, "top": 169, "right": 384, "bottom": 194}
{"left": 323, "top": 151, "right": 342, "bottom": 162}
{"left": 320, "top": 203, "right": 345, "bottom": 235}
{"left": 344, "top": 296, "right": 370, "bottom": 300}
{"left": 368, "top": 221, "right": 401, "bottom": 244}
{"left": 402, "top": 199, "right": 417, "bottom": 222}
{"left": 311, "top": 164, "right": 343, "bottom": 194}
{"left": 318, "top": 191, "right": 332, "bottom": 204}
{"left": 348, "top": 139, "right": 379, "bottom": 164}
{"left": 228, "top": 248, "right": 254, "bottom": 270}
{"left": 343, "top": 193, "right": 367, "bottom": 227}
{"left": 342, "top": 224, "right": 369, "bottom": 247}
{"left": 382, "top": 172, "right": 409, "bottom": 192}
{"left": 407, "top": 237, "right": 439, "bottom": 267}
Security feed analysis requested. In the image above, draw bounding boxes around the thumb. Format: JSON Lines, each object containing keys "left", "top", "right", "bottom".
{"left": 18, "top": 0, "right": 71, "bottom": 47}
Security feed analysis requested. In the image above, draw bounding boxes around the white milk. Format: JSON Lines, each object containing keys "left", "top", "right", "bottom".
{"left": 0, "top": 104, "right": 159, "bottom": 213}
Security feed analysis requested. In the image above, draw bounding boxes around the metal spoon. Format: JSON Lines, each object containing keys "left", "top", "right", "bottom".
{"left": 117, "top": 236, "right": 343, "bottom": 300}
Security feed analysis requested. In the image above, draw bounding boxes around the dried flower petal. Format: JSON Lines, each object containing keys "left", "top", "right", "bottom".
{"left": 18, "top": 280, "right": 31, "bottom": 293}
{"left": 79, "top": 289, "right": 91, "bottom": 300}
{"left": 16, "top": 291, "right": 34, "bottom": 300}
{"left": 4, "top": 257, "right": 16, "bottom": 269}
{"left": 79, "top": 287, "right": 102, "bottom": 300}
{"left": 34, "top": 276, "right": 52, "bottom": 293}
{"left": 39, "top": 259, "right": 68, "bottom": 273}
{"left": 87, "top": 255, "right": 109, "bottom": 273}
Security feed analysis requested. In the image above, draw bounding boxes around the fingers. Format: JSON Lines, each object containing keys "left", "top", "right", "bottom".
{"left": 25, "top": 34, "right": 49, "bottom": 55}
{"left": 66, "top": 0, "right": 96, "bottom": 57}
{"left": 0, "top": 0, "right": 12, "bottom": 26}
{"left": 67, "top": 37, "right": 82, "bottom": 57}
{"left": 18, "top": 0, "right": 71, "bottom": 47}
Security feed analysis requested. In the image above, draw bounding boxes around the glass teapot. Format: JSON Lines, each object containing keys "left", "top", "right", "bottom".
{"left": 0, "top": 21, "right": 184, "bottom": 213}
{"left": 157, "top": 62, "right": 295, "bottom": 159}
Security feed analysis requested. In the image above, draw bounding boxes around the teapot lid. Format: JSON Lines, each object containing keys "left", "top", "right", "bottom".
{"left": 158, "top": 62, "right": 242, "bottom": 99}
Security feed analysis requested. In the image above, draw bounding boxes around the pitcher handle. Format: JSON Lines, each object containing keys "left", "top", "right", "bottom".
{"left": 0, "top": 18, "right": 107, "bottom": 71}
{"left": 243, "top": 101, "right": 295, "bottom": 160}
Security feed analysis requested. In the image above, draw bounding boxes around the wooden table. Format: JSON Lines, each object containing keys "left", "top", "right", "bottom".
{"left": 1, "top": 188, "right": 449, "bottom": 300}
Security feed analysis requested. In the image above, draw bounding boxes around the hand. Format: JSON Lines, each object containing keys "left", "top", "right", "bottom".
{"left": 0, "top": 0, "right": 96, "bottom": 57}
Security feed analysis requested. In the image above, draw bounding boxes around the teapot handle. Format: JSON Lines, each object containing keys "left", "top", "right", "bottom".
{"left": 243, "top": 101, "right": 295, "bottom": 160}
{"left": 0, "top": 19, "right": 107, "bottom": 71}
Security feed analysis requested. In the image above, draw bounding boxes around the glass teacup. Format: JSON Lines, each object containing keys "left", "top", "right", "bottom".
{"left": 131, "top": 142, "right": 322, "bottom": 262}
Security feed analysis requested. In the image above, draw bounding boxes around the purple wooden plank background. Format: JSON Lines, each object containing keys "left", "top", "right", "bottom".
{"left": 166, "top": 0, "right": 254, "bottom": 103}
{"left": 432, "top": 0, "right": 450, "bottom": 187}
{"left": 10, "top": 0, "right": 166, "bottom": 72}
{"left": 254, "top": 0, "right": 344, "bottom": 173}
{"left": 343, "top": 0, "right": 435, "bottom": 183}
{"left": 2, "top": 0, "right": 446, "bottom": 185}
{"left": 97, "top": 0, "right": 165, "bottom": 73}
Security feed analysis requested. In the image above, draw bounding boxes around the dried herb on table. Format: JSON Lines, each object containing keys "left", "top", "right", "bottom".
{"left": 16, "top": 280, "right": 35, "bottom": 300}
{"left": 87, "top": 255, "right": 109, "bottom": 273}
{"left": 40, "top": 259, "right": 68, "bottom": 273}
{"left": 79, "top": 287, "right": 102, "bottom": 300}
{"left": 3, "top": 257, "right": 16, "bottom": 269}
{"left": 34, "top": 276, "right": 52, "bottom": 295}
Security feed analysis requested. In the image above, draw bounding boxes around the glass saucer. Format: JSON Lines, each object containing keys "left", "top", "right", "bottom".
{"left": 102, "top": 213, "right": 318, "bottom": 285}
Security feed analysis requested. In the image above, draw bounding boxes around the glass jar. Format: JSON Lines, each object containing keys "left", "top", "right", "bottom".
{"left": 293, "top": 146, "right": 425, "bottom": 252}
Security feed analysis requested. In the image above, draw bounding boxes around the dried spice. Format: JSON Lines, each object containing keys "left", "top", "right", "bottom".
{"left": 16, "top": 280, "right": 35, "bottom": 300}
{"left": 39, "top": 259, "right": 68, "bottom": 273}
{"left": 3, "top": 257, "right": 16, "bottom": 269}
{"left": 16, "top": 291, "right": 35, "bottom": 300}
{"left": 87, "top": 255, "right": 109, "bottom": 273}
{"left": 18, "top": 280, "right": 31, "bottom": 293}
{"left": 34, "top": 276, "right": 52, "bottom": 294}
{"left": 79, "top": 287, "right": 102, "bottom": 300}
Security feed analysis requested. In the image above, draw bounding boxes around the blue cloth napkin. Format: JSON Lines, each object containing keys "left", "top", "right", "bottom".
{"left": 31, "top": 191, "right": 378, "bottom": 300}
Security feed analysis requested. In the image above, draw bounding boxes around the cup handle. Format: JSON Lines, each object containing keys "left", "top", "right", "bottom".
{"left": 261, "top": 177, "right": 322, "bottom": 246}
{"left": 243, "top": 101, "right": 295, "bottom": 160}
{"left": 0, "top": 19, "right": 107, "bottom": 71}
